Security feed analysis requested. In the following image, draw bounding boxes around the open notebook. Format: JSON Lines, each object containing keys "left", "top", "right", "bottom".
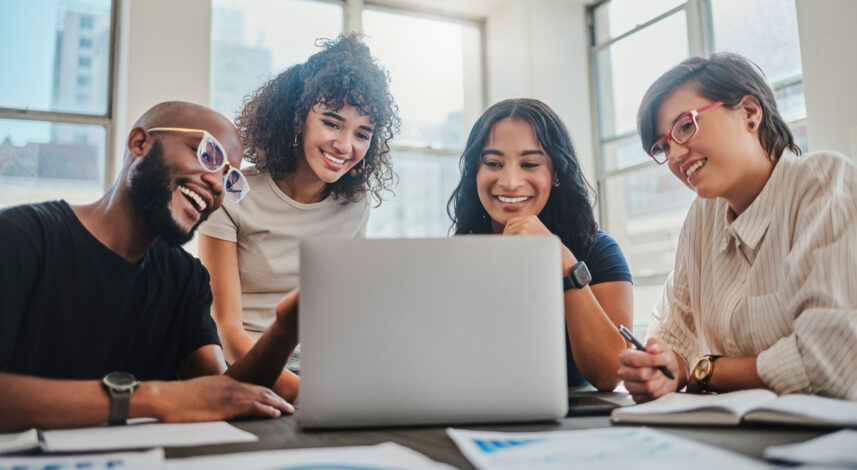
{"left": 611, "top": 389, "right": 857, "bottom": 427}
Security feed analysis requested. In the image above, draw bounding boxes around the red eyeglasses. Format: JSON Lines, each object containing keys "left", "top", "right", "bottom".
{"left": 648, "top": 101, "right": 723, "bottom": 164}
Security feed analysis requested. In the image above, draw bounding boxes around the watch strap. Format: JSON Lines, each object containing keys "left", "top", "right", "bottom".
{"left": 102, "top": 372, "right": 138, "bottom": 426}
{"left": 107, "top": 388, "right": 132, "bottom": 426}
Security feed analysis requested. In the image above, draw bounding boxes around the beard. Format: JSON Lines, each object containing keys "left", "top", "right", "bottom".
{"left": 128, "top": 141, "right": 210, "bottom": 247}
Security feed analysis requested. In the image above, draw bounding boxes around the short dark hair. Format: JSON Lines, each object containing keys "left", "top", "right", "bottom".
{"left": 236, "top": 33, "right": 400, "bottom": 204}
{"left": 447, "top": 98, "right": 598, "bottom": 254}
{"left": 637, "top": 52, "right": 799, "bottom": 159}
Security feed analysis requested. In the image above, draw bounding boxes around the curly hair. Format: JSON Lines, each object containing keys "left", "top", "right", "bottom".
{"left": 447, "top": 98, "right": 598, "bottom": 256}
{"left": 236, "top": 33, "right": 400, "bottom": 204}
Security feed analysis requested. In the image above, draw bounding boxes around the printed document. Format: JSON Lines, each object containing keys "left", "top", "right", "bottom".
{"left": 447, "top": 427, "right": 766, "bottom": 470}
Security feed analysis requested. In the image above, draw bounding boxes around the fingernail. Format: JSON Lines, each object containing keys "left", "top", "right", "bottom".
{"left": 661, "top": 354, "right": 670, "bottom": 362}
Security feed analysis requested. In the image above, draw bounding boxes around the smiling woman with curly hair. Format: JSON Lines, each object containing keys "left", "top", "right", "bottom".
{"left": 198, "top": 33, "right": 399, "bottom": 402}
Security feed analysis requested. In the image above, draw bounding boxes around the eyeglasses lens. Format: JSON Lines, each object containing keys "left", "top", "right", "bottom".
{"left": 200, "top": 138, "right": 225, "bottom": 171}
{"left": 650, "top": 141, "right": 669, "bottom": 163}
{"left": 224, "top": 168, "right": 248, "bottom": 202}
{"left": 672, "top": 115, "right": 697, "bottom": 144}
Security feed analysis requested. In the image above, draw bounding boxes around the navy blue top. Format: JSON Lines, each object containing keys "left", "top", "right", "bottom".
{"left": 566, "top": 230, "right": 632, "bottom": 386}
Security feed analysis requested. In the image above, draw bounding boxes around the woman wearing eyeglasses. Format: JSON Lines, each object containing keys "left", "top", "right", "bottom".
{"left": 198, "top": 33, "right": 399, "bottom": 402}
{"left": 618, "top": 52, "right": 857, "bottom": 403}
{"left": 448, "top": 99, "right": 633, "bottom": 391}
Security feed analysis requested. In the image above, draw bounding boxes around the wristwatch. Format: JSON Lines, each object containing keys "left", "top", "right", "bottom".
{"left": 563, "top": 261, "right": 592, "bottom": 291}
{"left": 102, "top": 372, "right": 139, "bottom": 425}
{"left": 692, "top": 355, "right": 723, "bottom": 393}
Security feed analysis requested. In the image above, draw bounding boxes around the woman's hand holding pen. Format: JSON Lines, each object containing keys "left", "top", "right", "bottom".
{"left": 618, "top": 337, "right": 683, "bottom": 403}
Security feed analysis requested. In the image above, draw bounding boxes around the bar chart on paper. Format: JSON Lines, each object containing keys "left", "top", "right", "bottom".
{"left": 447, "top": 427, "right": 767, "bottom": 470}
{"left": 0, "top": 448, "right": 163, "bottom": 470}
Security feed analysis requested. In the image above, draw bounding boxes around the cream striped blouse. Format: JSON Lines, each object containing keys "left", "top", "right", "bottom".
{"left": 647, "top": 151, "right": 857, "bottom": 400}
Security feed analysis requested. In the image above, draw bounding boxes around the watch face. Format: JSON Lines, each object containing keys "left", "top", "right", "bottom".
{"left": 693, "top": 358, "right": 712, "bottom": 381}
{"left": 572, "top": 262, "right": 592, "bottom": 287}
{"left": 104, "top": 372, "right": 138, "bottom": 390}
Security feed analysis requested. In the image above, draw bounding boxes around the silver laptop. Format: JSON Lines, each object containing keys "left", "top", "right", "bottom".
{"left": 298, "top": 236, "right": 568, "bottom": 428}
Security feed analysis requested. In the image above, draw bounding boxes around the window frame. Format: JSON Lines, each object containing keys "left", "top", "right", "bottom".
{"left": 355, "top": 1, "right": 487, "bottom": 160}
{"left": 0, "top": 0, "right": 119, "bottom": 192}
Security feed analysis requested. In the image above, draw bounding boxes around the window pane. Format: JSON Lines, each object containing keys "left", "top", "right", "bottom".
{"left": 210, "top": 0, "right": 343, "bottom": 119}
{"left": 710, "top": 0, "right": 805, "bottom": 122}
{"left": 595, "top": 11, "right": 688, "bottom": 140}
{"left": 710, "top": 0, "right": 803, "bottom": 84}
{"left": 774, "top": 80, "right": 806, "bottom": 124}
{"left": 0, "top": 119, "right": 105, "bottom": 208}
{"left": 362, "top": 9, "right": 481, "bottom": 150}
{"left": 0, "top": 0, "right": 111, "bottom": 115}
{"left": 601, "top": 164, "right": 695, "bottom": 324}
{"left": 593, "top": 0, "right": 685, "bottom": 44}
{"left": 366, "top": 150, "right": 460, "bottom": 238}
{"left": 362, "top": 10, "right": 482, "bottom": 239}
{"left": 602, "top": 135, "right": 651, "bottom": 173}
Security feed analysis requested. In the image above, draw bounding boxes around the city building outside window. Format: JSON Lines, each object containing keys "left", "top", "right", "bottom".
{"left": 0, "top": 0, "right": 113, "bottom": 208}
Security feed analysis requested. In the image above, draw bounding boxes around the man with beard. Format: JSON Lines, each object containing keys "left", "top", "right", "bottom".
{"left": 0, "top": 102, "right": 297, "bottom": 431}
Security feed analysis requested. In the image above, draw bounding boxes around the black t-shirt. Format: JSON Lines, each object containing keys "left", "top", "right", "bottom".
{"left": 566, "top": 231, "right": 633, "bottom": 386}
{"left": 0, "top": 201, "right": 220, "bottom": 381}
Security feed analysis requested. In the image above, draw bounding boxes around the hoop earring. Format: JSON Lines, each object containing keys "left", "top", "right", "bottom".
{"left": 350, "top": 158, "right": 366, "bottom": 177}
{"left": 292, "top": 133, "right": 301, "bottom": 151}
{"left": 553, "top": 176, "right": 560, "bottom": 187}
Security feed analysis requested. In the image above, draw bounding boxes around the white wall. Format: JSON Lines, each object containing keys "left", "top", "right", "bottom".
{"left": 796, "top": 0, "right": 857, "bottom": 159}
{"left": 111, "top": 0, "right": 211, "bottom": 178}
{"left": 485, "top": 0, "right": 595, "bottom": 183}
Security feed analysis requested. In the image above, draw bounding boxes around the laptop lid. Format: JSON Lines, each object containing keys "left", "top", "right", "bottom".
{"left": 298, "top": 236, "right": 568, "bottom": 428}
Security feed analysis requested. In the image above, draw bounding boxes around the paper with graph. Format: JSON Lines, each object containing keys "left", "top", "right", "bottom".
{"left": 447, "top": 427, "right": 766, "bottom": 470}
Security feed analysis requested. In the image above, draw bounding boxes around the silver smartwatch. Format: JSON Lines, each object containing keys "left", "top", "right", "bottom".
{"left": 102, "top": 371, "right": 139, "bottom": 425}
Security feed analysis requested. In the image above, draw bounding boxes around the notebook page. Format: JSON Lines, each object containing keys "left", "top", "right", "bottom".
{"left": 615, "top": 389, "right": 777, "bottom": 417}
{"left": 747, "top": 394, "right": 857, "bottom": 426}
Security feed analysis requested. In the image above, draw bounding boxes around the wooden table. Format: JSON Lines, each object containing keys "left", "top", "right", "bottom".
{"left": 165, "top": 390, "right": 833, "bottom": 469}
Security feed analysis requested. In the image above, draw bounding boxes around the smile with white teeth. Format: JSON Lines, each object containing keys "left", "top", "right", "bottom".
{"left": 497, "top": 196, "right": 530, "bottom": 203}
{"left": 179, "top": 185, "right": 207, "bottom": 212}
{"left": 684, "top": 158, "right": 707, "bottom": 178}
{"left": 322, "top": 151, "right": 346, "bottom": 165}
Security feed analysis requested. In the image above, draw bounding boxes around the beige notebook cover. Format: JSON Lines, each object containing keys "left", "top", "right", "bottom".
{"left": 611, "top": 389, "right": 857, "bottom": 427}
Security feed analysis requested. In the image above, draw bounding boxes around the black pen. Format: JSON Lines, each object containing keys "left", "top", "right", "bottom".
{"left": 618, "top": 325, "right": 675, "bottom": 380}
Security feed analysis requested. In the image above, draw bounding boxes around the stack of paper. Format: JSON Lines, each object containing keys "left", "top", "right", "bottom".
{"left": 764, "top": 429, "right": 857, "bottom": 467}
{"left": 0, "top": 429, "right": 40, "bottom": 454}
{"left": 40, "top": 421, "right": 258, "bottom": 452}
{"left": 165, "top": 442, "right": 454, "bottom": 470}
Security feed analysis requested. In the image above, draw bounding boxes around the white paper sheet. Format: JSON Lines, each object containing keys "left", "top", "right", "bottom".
{"left": 166, "top": 442, "right": 455, "bottom": 470}
{"left": 764, "top": 429, "right": 857, "bottom": 466}
{"left": 41, "top": 421, "right": 257, "bottom": 452}
{"left": 0, "top": 429, "right": 40, "bottom": 454}
{"left": 447, "top": 427, "right": 768, "bottom": 470}
{"left": 0, "top": 448, "right": 163, "bottom": 470}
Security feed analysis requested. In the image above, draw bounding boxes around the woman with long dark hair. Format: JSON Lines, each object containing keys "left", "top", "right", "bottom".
{"left": 448, "top": 98, "right": 633, "bottom": 391}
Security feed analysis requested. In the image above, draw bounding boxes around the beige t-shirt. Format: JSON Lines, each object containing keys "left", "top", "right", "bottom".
{"left": 199, "top": 166, "right": 369, "bottom": 337}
